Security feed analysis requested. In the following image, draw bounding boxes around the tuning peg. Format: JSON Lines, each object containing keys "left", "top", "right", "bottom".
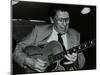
{"left": 78, "top": 46, "right": 81, "bottom": 49}
{"left": 90, "top": 41, "right": 93, "bottom": 44}
{"left": 84, "top": 44, "right": 87, "bottom": 47}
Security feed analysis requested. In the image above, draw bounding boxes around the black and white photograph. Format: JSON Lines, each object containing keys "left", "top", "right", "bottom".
{"left": 12, "top": 0, "right": 96, "bottom": 74}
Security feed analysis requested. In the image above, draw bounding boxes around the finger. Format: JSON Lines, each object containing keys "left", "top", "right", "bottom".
{"left": 65, "top": 54, "right": 74, "bottom": 60}
{"left": 35, "top": 65, "right": 46, "bottom": 72}
{"left": 67, "top": 53, "right": 77, "bottom": 59}
{"left": 37, "top": 62, "right": 46, "bottom": 67}
{"left": 35, "top": 64, "right": 46, "bottom": 70}
{"left": 64, "top": 55, "right": 77, "bottom": 61}
{"left": 72, "top": 53, "right": 77, "bottom": 60}
{"left": 37, "top": 59, "right": 47, "bottom": 64}
{"left": 35, "top": 68, "right": 43, "bottom": 72}
{"left": 64, "top": 55, "right": 73, "bottom": 61}
{"left": 64, "top": 61, "right": 73, "bottom": 65}
{"left": 67, "top": 54, "right": 74, "bottom": 58}
{"left": 72, "top": 53, "right": 77, "bottom": 57}
{"left": 37, "top": 59, "right": 47, "bottom": 67}
{"left": 70, "top": 55, "right": 77, "bottom": 62}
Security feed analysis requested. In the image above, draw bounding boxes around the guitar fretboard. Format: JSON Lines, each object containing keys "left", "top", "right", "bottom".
{"left": 48, "top": 39, "right": 96, "bottom": 63}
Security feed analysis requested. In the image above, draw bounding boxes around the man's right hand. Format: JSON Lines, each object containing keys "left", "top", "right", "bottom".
{"left": 25, "top": 57, "right": 47, "bottom": 72}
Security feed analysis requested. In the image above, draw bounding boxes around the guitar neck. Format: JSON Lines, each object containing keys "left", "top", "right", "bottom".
{"left": 48, "top": 39, "right": 96, "bottom": 63}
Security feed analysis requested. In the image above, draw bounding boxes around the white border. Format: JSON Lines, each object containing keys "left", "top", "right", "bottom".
{"left": 0, "top": 0, "right": 99, "bottom": 75}
{"left": 19, "top": 0, "right": 97, "bottom": 5}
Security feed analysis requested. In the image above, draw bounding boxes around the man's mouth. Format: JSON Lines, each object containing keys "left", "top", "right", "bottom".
{"left": 60, "top": 26, "right": 65, "bottom": 29}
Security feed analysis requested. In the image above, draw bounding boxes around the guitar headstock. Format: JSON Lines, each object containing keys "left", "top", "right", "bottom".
{"left": 71, "top": 39, "right": 96, "bottom": 53}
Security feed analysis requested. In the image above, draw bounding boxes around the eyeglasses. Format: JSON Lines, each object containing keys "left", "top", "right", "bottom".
{"left": 55, "top": 17, "right": 69, "bottom": 22}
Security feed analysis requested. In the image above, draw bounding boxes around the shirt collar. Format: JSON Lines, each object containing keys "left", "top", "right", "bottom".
{"left": 53, "top": 27, "right": 58, "bottom": 34}
{"left": 53, "top": 27, "right": 66, "bottom": 38}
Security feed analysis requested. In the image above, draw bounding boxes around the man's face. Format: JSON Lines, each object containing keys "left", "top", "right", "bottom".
{"left": 53, "top": 10, "right": 70, "bottom": 33}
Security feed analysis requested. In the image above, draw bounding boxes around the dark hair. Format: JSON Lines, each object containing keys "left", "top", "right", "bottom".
{"left": 49, "top": 5, "right": 70, "bottom": 18}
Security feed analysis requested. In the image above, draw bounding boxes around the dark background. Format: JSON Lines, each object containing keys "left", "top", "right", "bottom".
{"left": 12, "top": 1, "right": 96, "bottom": 74}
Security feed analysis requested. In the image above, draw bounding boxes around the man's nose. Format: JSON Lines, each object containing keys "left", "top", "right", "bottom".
{"left": 62, "top": 20, "right": 66, "bottom": 26}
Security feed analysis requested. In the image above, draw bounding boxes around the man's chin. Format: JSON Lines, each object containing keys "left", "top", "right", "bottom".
{"left": 59, "top": 30, "right": 66, "bottom": 34}
{"left": 61, "top": 28, "right": 68, "bottom": 34}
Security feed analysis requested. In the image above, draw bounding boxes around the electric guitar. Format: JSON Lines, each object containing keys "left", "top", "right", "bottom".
{"left": 23, "top": 39, "right": 96, "bottom": 73}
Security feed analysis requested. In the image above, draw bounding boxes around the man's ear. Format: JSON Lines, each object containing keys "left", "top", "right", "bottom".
{"left": 67, "top": 19, "right": 70, "bottom": 24}
{"left": 50, "top": 17, "right": 54, "bottom": 23}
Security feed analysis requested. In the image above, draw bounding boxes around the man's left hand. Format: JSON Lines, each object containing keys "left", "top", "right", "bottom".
{"left": 64, "top": 53, "right": 77, "bottom": 65}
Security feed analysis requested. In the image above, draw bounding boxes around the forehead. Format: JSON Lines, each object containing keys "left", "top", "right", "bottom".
{"left": 55, "top": 10, "right": 69, "bottom": 18}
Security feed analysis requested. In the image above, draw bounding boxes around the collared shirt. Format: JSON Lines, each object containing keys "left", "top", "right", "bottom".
{"left": 47, "top": 28, "right": 68, "bottom": 50}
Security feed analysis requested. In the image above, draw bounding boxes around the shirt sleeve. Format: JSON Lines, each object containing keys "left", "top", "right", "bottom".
{"left": 74, "top": 31, "right": 86, "bottom": 69}
{"left": 13, "top": 25, "right": 38, "bottom": 67}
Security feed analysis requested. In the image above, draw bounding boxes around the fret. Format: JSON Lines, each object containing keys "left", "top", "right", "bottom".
{"left": 52, "top": 52, "right": 65, "bottom": 62}
{"left": 79, "top": 44, "right": 84, "bottom": 49}
{"left": 54, "top": 56, "right": 58, "bottom": 61}
{"left": 67, "top": 48, "right": 72, "bottom": 54}
{"left": 68, "top": 50, "right": 71, "bottom": 54}
{"left": 48, "top": 55, "right": 54, "bottom": 63}
{"left": 58, "top": 54, "right": 61, "bottom": 59}
{"left": 61, "top": 52, "right": 64, "bottom": 57}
